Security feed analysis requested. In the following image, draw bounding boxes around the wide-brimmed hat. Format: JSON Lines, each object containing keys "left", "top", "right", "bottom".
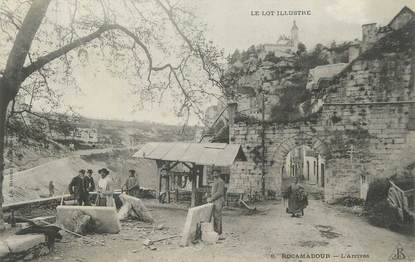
{"left": 129, "top": 169, "right": 136, "bottom": 174}
{"left": 87, "top": 169, "right": 93, "bottom": 174}
{"left": 79, "top": 169, "right": 86, "bottom": 174}
{"left": 98, "top": 168, "right": 109, "bottom": 175}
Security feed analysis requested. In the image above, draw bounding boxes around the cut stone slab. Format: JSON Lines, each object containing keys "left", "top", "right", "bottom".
{"left": 200, "top": 221, "right": 214, "bottom": 233}
{"left": 57, "top": 206, "right": 120, "bottom": 234}
{"left": 180, "top": 203, "right": 213, "bottom": 246}
{"left": 117, "top": 202, "right": 132, "bottom": 221}
{"left": 202, "top": 231, "right": 219, "bottom": 244}
{"left": 73, "top": 214, "right": 92, "bottom": 234}
{"left": 0, "top": 241, "right": 10, "bottom": 258}
{"left": 5, "top": 234, "right": 45, "bottom": 253}
{"left": 200, "top": 221, "right": 218, "bottom": 244}
{"left": 118, "top": 193, "right": 154, "bottom": 223}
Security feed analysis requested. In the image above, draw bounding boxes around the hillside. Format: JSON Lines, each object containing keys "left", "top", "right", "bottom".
{"left": 3, "top": 148, "right": 158, "bottom": 204}
{"left": 77, "top": 117, "right": 200, "bottom": 146}
{"left": 4, "top": 116, "right": 201, "bottom": 171}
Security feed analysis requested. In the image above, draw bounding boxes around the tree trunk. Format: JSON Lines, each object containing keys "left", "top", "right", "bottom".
{"left": 0, "top": 0, "right": 52, "bottom": 228}
{"left": 0, "top": 81, "right": 11, "bottom": 231}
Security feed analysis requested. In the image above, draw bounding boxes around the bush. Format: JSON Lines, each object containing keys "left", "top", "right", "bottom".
{"left": 365, "top": 199, "right": 401, "bottom": 229}
{"left": 363, "top": 177, "right": 415, "bottom": 235}
{"left": 335, "top": 196, "right": 365, "bottom": 207}
{"left": 365, "top": 178, "right": 390, "bottom": 205}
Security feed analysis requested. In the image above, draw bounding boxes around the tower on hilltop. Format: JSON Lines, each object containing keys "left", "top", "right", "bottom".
{"left": 291, "top": 20, "right": 299, "bottom": 49}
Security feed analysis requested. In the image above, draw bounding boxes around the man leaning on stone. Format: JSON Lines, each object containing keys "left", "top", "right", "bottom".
{"left": 207, "top": 169, "right": 225, "bottom": 236}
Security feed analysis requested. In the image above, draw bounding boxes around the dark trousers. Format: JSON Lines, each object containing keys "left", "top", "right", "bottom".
{"left": 77, "top": 193, "right": 90, "bottom": 206}
{"left": 213, "top": 201, "right": 223, "bottom": 235}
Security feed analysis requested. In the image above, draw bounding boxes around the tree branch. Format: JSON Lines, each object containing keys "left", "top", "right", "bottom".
{"left": 22, "top": 24, "right": 114, "bottom": 79}
{"left": 3, "top": 0, "right": 51, "bottom": 95}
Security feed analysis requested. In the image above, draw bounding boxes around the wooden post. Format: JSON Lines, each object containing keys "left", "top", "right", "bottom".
{"left": 167, "top": 172, "right": 171, "bottom": 204}
{"left": 191, "top": 164, "right": 197, "bottom": 207}
{"left": 175, "top": 176, "right": 179, "bottom": 203}
{"left": 156, "top": 160, "right": 165, "bottom": 203}
{"left": 198, "top": 166, "right": 203, "bottom": 188}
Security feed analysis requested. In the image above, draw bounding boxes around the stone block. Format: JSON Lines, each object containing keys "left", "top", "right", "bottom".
{"left": 200, "top": 221, "right": 214, "bottom": 233}
{"left": 202, "top": 231, "right": 219, "bottom": 244}
{"left": 180, "top": 203, "right": 213, "bottom": 246}
{"left": 200, "top": 222, "right": 218, "bottom": 244}
{"left": 5, "top": 234, "right": 45, "bottom": 253}
{"left": 0, "top": 241, "right": 10, "bottom": 258}
{"left": 118, "top": 193, "right": 154, "bottom": 223}
{"left": 57, "top": 206, "right": 121, "bottom": 234}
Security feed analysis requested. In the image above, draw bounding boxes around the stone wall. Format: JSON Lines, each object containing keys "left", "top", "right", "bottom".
{"left": 229, "top": 39, "right": 415, "bottom": 203}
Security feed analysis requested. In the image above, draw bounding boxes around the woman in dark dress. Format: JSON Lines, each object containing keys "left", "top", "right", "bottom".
{"left": 284, "top": 177, "right": 308, "bottom": 217}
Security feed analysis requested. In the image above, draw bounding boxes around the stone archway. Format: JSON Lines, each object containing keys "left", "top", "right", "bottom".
{"left": 265, "top": 130, "right": 330, "bottom": 197}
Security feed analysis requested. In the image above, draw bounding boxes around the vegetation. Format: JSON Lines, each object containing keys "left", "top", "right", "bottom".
{"left": 269, "top": 72, "right": 310, "bottom": 123}
{"left": 334, "top": 196, "right": 365, "bottom": 207}
{"left": 224, "top": 42, "right": 329, "bottom": 124}
{"left": 0, "top": 0, "right": 225, "bottom": 227}
{"left": 364, "top": 177, "right": 415, "bottom": 236}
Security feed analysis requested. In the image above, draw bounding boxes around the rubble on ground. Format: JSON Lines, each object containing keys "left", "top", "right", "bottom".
{"left": 118, "top": 193, "right": 154, "bottom": 223}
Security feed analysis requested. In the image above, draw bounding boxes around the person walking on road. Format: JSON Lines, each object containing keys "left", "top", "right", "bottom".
{"left": 48, "top": 181, "right": 55, "bottom": 197}
{"left": 284, "top": 176, "right": 308, "bottom": 217}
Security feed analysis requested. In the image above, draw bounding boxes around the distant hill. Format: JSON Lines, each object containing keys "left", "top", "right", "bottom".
{"left": 76, "top": 117, "right": 201, "bottom": 146}
{"left": 4, "top": 115, "right": 202, "bottom": 172}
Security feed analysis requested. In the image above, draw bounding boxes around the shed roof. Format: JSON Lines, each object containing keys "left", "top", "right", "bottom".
{"left": 133, "top": 142, "right": 247, "bottom": 167}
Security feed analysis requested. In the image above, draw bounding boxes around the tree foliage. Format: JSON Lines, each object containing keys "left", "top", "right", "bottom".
{"left": 0, "top": 0, "right": 226, "bottom": 225}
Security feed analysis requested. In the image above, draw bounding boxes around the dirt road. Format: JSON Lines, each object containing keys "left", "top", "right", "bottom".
{"left": 36, "top": 200, "right": 414, "bottom": 262}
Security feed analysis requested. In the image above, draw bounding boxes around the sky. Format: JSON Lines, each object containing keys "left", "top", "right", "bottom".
{"left": 62, "top": 0, "right": 415, "bottom": 125}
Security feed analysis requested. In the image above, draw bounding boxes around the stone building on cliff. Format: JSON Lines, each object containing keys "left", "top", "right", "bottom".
{"left": 257, "top": 20, "right": 300, "bottom": 59}
{"left": 217, "top": 6, "right": 415, "bottom": 202}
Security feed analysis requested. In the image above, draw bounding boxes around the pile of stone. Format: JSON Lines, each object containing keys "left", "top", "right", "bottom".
{"left": 117, "top": 193, "right": 154, "bottom": 223}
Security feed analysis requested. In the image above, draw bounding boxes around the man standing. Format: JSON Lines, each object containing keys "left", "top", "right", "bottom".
{"left": 85, "top": 169, "right": 96, "bottom": 204}
{"left": 48, "top": 181, "right": 55, "bottom": 197}
{"left": 123, "top": 169, "right": 140, "bottom": 197}
{"left": 96, "top": 168, "right": 115, "bottom": 207}
{"left": 68, "top": 169, "right": 88, "bottom": 206}
{"left": 207, "top": 169, "right": 225, "bottom": 235}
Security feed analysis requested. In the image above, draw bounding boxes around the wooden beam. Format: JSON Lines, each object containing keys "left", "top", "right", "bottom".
{"left": 181, "top": 162, "right": 192, "bottom": 171}
{"left": 166, "top": 161, "right": 180, "bottom": 171}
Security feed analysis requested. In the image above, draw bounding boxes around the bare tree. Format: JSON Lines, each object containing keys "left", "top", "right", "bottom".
{"left": 0, "top": 0, "right": 226, "bottom": 228}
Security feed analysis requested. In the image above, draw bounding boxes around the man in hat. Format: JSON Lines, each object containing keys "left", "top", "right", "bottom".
{"left": 123, "top": 169, "right": 140, "bottom": 197}
{"left": 207, "top": 169, "right": 226, "bottom": 235}
{"left": 85, "top": 169, "right": 96, "bottom": 204}
{"left": 68, "top": 169, "right": 88, "bottom": 206}
{"left": 96, "top": 168, "right": 115, "bottom": 207}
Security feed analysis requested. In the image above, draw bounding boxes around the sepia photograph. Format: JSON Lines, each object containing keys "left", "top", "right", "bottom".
{"left": 0, "top": 0, "right": 414, "bottom": 261}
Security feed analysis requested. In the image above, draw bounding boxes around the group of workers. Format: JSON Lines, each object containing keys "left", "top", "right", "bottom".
{"left": 68, "top": 165, "right": 305, "bottom": 238}
{"left": 68, "top": 168, "right": 140, "bottom": 207}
